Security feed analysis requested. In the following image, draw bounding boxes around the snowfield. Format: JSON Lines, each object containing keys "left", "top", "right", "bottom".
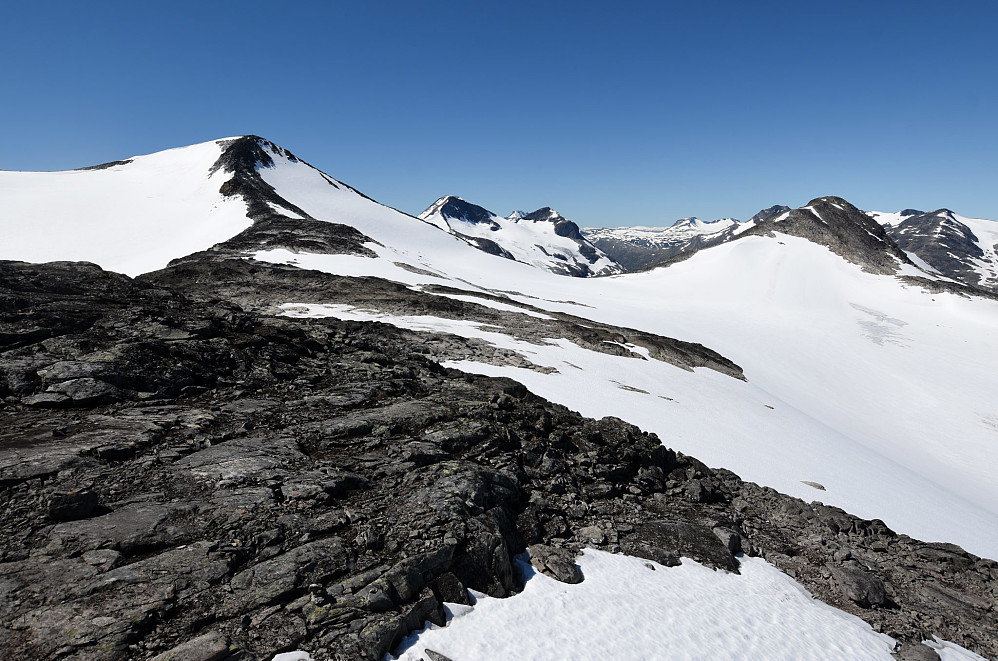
{"left": 4, "top": 138, "right": 996, "bottom": 560}
{"left": 253, "top": 142, "right": 998, "bottom": 559}
{"left": 268, "top": 547, "right": 986, "bottom": 661}
{"left": 270, "top": 551, "right": 986, "bottom": 661}
{"left": 386, "top": 550, "right": 984, "bottom": 661}
{"left": 0, "top": 139, "right": 252, "bottom": 276}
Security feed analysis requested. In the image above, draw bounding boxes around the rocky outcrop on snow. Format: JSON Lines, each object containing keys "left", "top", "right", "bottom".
{"left": 746, "top": 204, "right": 791, "bottom": 225}
{"left": 878, "top": 209, "right": 998, "bottom": 293}
{"left": 1, "top": 259, "right": 995, "bottom": 660}
{"left": 742, "top": 196, "right": 913, "bottom": 274}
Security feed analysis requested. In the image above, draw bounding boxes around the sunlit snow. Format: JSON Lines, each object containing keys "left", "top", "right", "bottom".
{"left": 388, "top": 550, "right": 900, "bottom": 661}
{"left": 248, "top": 143, "right": 998, "bottom": 560}
{"left": 0, "top": 139, "right": 252, "bottom": 276}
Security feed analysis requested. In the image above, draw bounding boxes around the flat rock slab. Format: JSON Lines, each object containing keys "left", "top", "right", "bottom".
{"left": 227, "top": 537, "right": 350, "bottom": 612}
{"left": 150, "top": 631, "right": 232, "bottom": 661}
{"left": 50, "top": 499, "right": 193, "bottom": 555}
{"left": 621, "top": 520, "right": 738, "bottom": 572}
{"left": 175, "top": 435, "right": 305, "bottom": 485}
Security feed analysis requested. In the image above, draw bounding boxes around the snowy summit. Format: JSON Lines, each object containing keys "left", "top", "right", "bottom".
{"left": 419, "top": 195, "right": 623, "bottom": 277}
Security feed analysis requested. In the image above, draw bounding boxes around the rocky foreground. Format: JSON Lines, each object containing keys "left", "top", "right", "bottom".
{"left": 0, "top": 259, "right": 995, "bottom": 660}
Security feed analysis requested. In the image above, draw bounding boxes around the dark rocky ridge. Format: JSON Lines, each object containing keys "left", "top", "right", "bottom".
{"left": 589, "top": 199, "right": 926, "bottom": 276}
{"left": 147, "top": 259, "right": 745, "bottom": 381}
{"left": 747, "top": 204, "right": 791, "bottom": 225}
{"left": 423, "top": 197, "right": 499, "bottom": 229}
{"left": 741, "top": 196, "right": 913, "bottom": 274}
{"left": 74, "top": 159, "right": 134, "bottom": 172}
{"left": 885, "top": 209, "right": 997, "bottom": 292}
{"left": 1, "top": 259, "right": 995, "bottom": 660}
{"left": 212, "top": 136, "right": 376, "bottom": 221}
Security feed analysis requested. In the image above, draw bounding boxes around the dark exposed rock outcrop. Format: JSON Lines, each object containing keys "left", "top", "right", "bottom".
{"left": 0, "top": 259, "right": 995, "bottom": 660}
{"left": 743, "top": 196, "right": 913, "bottom": 274}
{"left": 884, "top": 209, "right": 998, "bottom": 293}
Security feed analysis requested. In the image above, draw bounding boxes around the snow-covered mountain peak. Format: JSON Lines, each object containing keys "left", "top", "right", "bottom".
{"left": 418, "top": 195, "right": 500, "bottom": 229}
{"left": 0, "top": 136, "right": 262, "bottom": 276}
{"left": 865, "top": 208, "right": 924, "bottom": 228}
{"left": 520, "top": 206, "right": 562, "bottom": 223}
{"left": 419, "top": 197, "right": 623, "bottom": 277}
{"left": 519, "top": 206, "right": 590, "bottom": 242}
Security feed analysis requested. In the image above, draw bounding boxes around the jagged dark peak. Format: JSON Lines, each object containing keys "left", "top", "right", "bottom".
{"left": 894, "top": 209, "right": 962, "bottom": 230}
{"left": 900, "top": 208, "right": 924, "bottom": 217}
{"left": 747, "top": 205, "right": 791, "bottom": 225}
{"left": 522, "top": 207, "right": 587, "bottom": 241}
{"left": 422, "top": 195, "right": 498, "bottom": 226}
{"left": 521, "top": 206, "right": 563, "bottom": 222}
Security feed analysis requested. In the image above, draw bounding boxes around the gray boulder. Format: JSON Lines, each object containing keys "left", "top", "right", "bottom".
{"left": 828, "top": 564, "right": 888, "bottom": 608}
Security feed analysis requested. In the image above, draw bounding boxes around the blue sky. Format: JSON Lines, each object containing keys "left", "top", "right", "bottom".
{"left": 2, "top": 1, "right": 996, "bottom": 225}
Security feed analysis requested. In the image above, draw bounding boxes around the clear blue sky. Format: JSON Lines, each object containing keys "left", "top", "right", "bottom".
{"left": 2, "top": 1, "right": 996, "bottom": 225}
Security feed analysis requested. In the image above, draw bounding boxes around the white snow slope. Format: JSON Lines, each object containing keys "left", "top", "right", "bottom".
{"left": 419, "top": 196, "right": 621, "bottom": 276}
{"left": 386, "top": 549, "right": 984, "bottom": 661}
{"left": 252, "top": 138, "right": 998, "bottom": 562}
{"left": 0, "top": 139, "right": 252, "bottom": 276}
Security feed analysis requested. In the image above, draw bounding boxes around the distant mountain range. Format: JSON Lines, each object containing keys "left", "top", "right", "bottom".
{"left": 581, "top": 203, "right": 998, "bottom": 294}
